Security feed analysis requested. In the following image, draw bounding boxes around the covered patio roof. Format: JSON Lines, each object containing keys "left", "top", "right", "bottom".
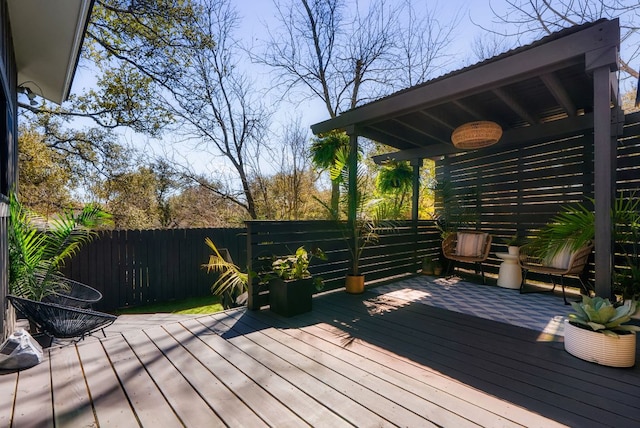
{"left": 8, "top": 0, "right": 94, "bottom": 104}
{"left": 311, "top": 19, "right": 622, "bottom": 298}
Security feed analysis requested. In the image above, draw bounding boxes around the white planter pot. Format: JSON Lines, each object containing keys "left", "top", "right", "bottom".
{"left": 507, "top": 246, "right": 519, "bottom": 256}
{"left": 563, "top": 320, "right": 636, "bottom": 367}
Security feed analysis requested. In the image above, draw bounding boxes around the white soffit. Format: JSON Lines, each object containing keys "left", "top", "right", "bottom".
{"left": 8, "top": 0, "right": 93, "bottom": 104}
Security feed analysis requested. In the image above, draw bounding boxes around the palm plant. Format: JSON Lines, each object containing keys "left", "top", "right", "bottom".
{"left": 319, "top": 146, "right": 396, "bottom": 277}
{"left": 202, "top": 238, "right": 249, "bottom": 308}
{"left": 528, "top": 192, "right": 640, "bottom": 298}
{"left": 310, "top": 131, "right": 351, "bottom": 214}
{"left": 376, "top": 160, "right": 414, "bottom": 219}
{"left": 9, "top": 193, "right": 112, "bottom": 301}
{"left": 431, "top": 179, "right": 480, "bottom": 238}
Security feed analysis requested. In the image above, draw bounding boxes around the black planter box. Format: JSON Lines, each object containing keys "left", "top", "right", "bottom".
{"left": 269, "top": 277, "right": 313, "bottom": 317}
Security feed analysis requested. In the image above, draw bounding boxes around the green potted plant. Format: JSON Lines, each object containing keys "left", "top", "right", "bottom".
{"left": 433, "top": 261, "right": 443, "bottom": 276}
{"left": 316, "top": 146, "right": 395, "bottom": 294}
{"left": 421, "top": 257, "right": 434, "bottom": 275}
{"left": 564, "top": 296, "right": 640, "bottom": 367}
{"left": 8, "top": 192, "right": 112, "bottom": 301}
{"left": 267, "top": 246, "right": 326, "bottom": 317}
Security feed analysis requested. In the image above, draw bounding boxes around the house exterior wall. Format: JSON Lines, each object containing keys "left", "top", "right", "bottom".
{"left": 0, "top": 0, "right": 18, "bottom": 340}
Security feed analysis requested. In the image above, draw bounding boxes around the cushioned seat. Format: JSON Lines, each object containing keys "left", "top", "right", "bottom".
{"left": 518, "top": 242, "right": 593, "bottom": 304}
{"left": 442, "top": 231, "right": 492, "bottom": 283}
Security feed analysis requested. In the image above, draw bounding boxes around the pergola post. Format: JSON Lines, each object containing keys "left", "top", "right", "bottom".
{"left": 346, "top": 126, "right": 359, "bottom": 273}
{"left": 590, "top": 61, "right": 619, "bottom": 298}
{"left": 411, "top": 158, "right": 421, "bottom": 269}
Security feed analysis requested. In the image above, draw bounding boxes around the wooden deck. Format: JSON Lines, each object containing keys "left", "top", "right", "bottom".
{"left": 1, "top": 287, "right": 639, "bottom": 427}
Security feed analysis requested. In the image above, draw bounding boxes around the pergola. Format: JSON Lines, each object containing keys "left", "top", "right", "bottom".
{"left": 311, "top": 19, "right": 622, "bottom": 298}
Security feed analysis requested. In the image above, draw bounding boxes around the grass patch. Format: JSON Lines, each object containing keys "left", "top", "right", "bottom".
{"left": 116, "top": 295, "right": 224, "bottom": 315}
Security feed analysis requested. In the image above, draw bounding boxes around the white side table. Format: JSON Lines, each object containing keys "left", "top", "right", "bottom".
{"left": 496, "top": 252, "right": 522, "bottom": 289}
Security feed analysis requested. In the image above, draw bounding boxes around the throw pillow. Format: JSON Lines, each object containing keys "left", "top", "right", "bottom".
{"left": 456, "top": 232, "right": 488, "bottom": 257}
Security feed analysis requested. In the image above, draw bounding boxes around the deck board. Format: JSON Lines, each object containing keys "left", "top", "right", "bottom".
{"left": 10, "top": 350, "right": 53, "bottom": 427}
{"left": 181, "top": 318, "right": 352, "bottom": 428}
{"left": 76, "top": 338, "right": 139, "bottom": 427}
{"left": 163, "top": 321, "right": 309, "bottom": 428}
{"left": 101, "top": 335, "right": 183, "bottom": 427}
{"left": 122, "top": 329, "right": 224, "bottom": 426}
{"left": 2, "top": 283, "right": 640, "bottom": 427}
{"left": 143, "top": 324, "right": 267, "bottom": 427}
{"left": 49, "top": 344, "right": 94, "bottom": 427}
{"left": 196, "top": 315, "right": 393, "bottom": 427}
{"left": 0, "top": 369, "right": 17, "bottom": 426}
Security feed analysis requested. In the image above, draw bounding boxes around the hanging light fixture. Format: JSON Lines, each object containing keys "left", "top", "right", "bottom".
{"left": 451, "top": 121, "right": 502, "bottom": 150}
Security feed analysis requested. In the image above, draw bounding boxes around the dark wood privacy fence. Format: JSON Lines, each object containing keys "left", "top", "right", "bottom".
{"left": 60, "top": 228, "right": 246, "bottom": 311}
{"left": 60, "top": 221, "right": 441, "bottom": 312}
{"left": 245, "top": 220, "right": 441, "bottom": 310}
{"left": 58, "top": 112, "right": 640, "bottom": 310}
{"left": 436, "top": 111, "right": 640, "bottom": 289}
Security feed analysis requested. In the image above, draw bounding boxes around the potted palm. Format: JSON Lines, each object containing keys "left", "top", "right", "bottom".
{"left": 267, "top": 246, "right": 326, "bottom": 317}
{"left": 318, "top": 146, "right": 395, "bottom": 294}
{"left": 564, "top": 296, "right": 640, "bottom": 367}
{"left": 8, "top": 193, "right": 112, "bottom": 301}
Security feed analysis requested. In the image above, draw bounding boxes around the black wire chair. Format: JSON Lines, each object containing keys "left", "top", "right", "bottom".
{"left": 34, "top": 272, "right": 102, "bottom": 308}
{"left": 7, "top": 295, "right": 117, "bottom": 341}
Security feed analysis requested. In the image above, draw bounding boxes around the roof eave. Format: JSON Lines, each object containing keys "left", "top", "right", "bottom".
{"left": 8, "top": 0, "right": 94, "bottom": 105}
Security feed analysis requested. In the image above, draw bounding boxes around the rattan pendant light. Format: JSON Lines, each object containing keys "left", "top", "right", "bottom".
{"left": 451, "top": 121, "right": 502, "bottom": 149}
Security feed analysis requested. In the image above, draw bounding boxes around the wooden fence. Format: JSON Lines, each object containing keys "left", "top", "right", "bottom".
{"left": 58, "top": 112, "right": 640, "bottom": 311}
{"left": 435, "top": 111, "right": 640, "bottom": 289}
{"left": 60, "top": 228, "right": 246, "bottom": 311}
{"left": 60, "top": 221, "right": 441, "bottom": 312}
{"left": 245, "top": 220, "right": 441, "bottom": 310}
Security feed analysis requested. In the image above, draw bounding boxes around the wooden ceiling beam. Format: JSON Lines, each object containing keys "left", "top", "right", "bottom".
{"left": 390, "top": 118, "right": 450, "bottom": 145}
{"left": 493, "top": 87, "right": 539, "bottom": 125}
{"left": 451, "top": 100, "right": 484, "bottom": 121}
{"left": 418, "top": 111, "right": 456, "bottom": 131}
{"left": 358, "top": 125, "right": 421, "bottom": 149}
{"left": 540, "top": 72, "right": 576, "bottom": 117}
{"left": 371, "top": 113, "right": 594, "bottom": 164}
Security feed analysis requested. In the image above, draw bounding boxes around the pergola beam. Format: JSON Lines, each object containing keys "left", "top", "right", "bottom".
{"left": 371, "top": 113, "right": 594, "bottom": 164}
{"left": 540, "top": 72, "right": 577, "bottom": 117}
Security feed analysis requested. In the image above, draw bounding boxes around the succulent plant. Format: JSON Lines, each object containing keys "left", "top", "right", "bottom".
{"left": 568, "top": 296, "right": 640, "bottom": 337}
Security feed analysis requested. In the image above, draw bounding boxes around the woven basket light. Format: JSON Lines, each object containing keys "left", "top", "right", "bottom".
{"left": 564, "top": 320, "right": 636, "bottom": 368}
{"left": 451, "top": 121, "right": 502, "bottom": 149}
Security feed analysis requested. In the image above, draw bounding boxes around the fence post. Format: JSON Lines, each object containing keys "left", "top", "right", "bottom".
{"left": 246, "top": 222, "right": 257, "bottom": 310}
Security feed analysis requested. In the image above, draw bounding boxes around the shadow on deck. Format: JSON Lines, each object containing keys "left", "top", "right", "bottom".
{"left": 1, "top": 276, "right": 639, "bottom": 427}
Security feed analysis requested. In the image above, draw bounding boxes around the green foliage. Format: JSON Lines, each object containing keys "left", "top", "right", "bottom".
{"left": 202, "top": 237, "right": 249, "bottom": 299}
{"left": 528, "top": 192, "right": 640, "bottom": 298}
{"left": 568, "top": 296, "right": 640, "bottom": 337}
{"left": 270, "top": 246, "right": 327, "bottom": 291}
{"left": 9, "top": 193, "right": 112, "bottom": 301}
{"left": 317, "top": 146, "right": 397, "bottom": 276}
{"left": 431, "top": 179, "right": 480, "bottom": 238}
{"left": 116, "top": 295, "right": 223, "bottom": 315}
{"left": 529, "top": 199, "right": 595, "bottom": 258}
{"left": 376, "top": 161, "right": 413, "bottom": 194}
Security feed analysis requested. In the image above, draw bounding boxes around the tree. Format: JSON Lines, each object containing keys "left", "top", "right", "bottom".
{"left": 259, "top": 0, "right": 458, "bottom": 118}
{"left": 17, "top": 126, "right": 73, "bottom": 216}
{"left": 482, "top": 0, "right": 640, "bottom": 81}
{"left": 169, "top": 181, "right": 249, "bottom": 227}
{"left": 82, "top": 0, "right": 271, "bottom": 219}
{"left": 95, "top": 166, "right": 161, "bottom": 229}
{"left": 17, "top": 111, "right": 132, "bottom": 210}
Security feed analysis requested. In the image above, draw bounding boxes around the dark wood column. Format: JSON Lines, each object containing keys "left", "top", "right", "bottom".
{"left": 590, "top": 64, "right": 618, "bottom": 298}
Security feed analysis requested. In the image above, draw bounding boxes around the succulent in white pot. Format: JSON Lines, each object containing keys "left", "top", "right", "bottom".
{"left": 564, "top": 296, "right": 640, "bottom": 367}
